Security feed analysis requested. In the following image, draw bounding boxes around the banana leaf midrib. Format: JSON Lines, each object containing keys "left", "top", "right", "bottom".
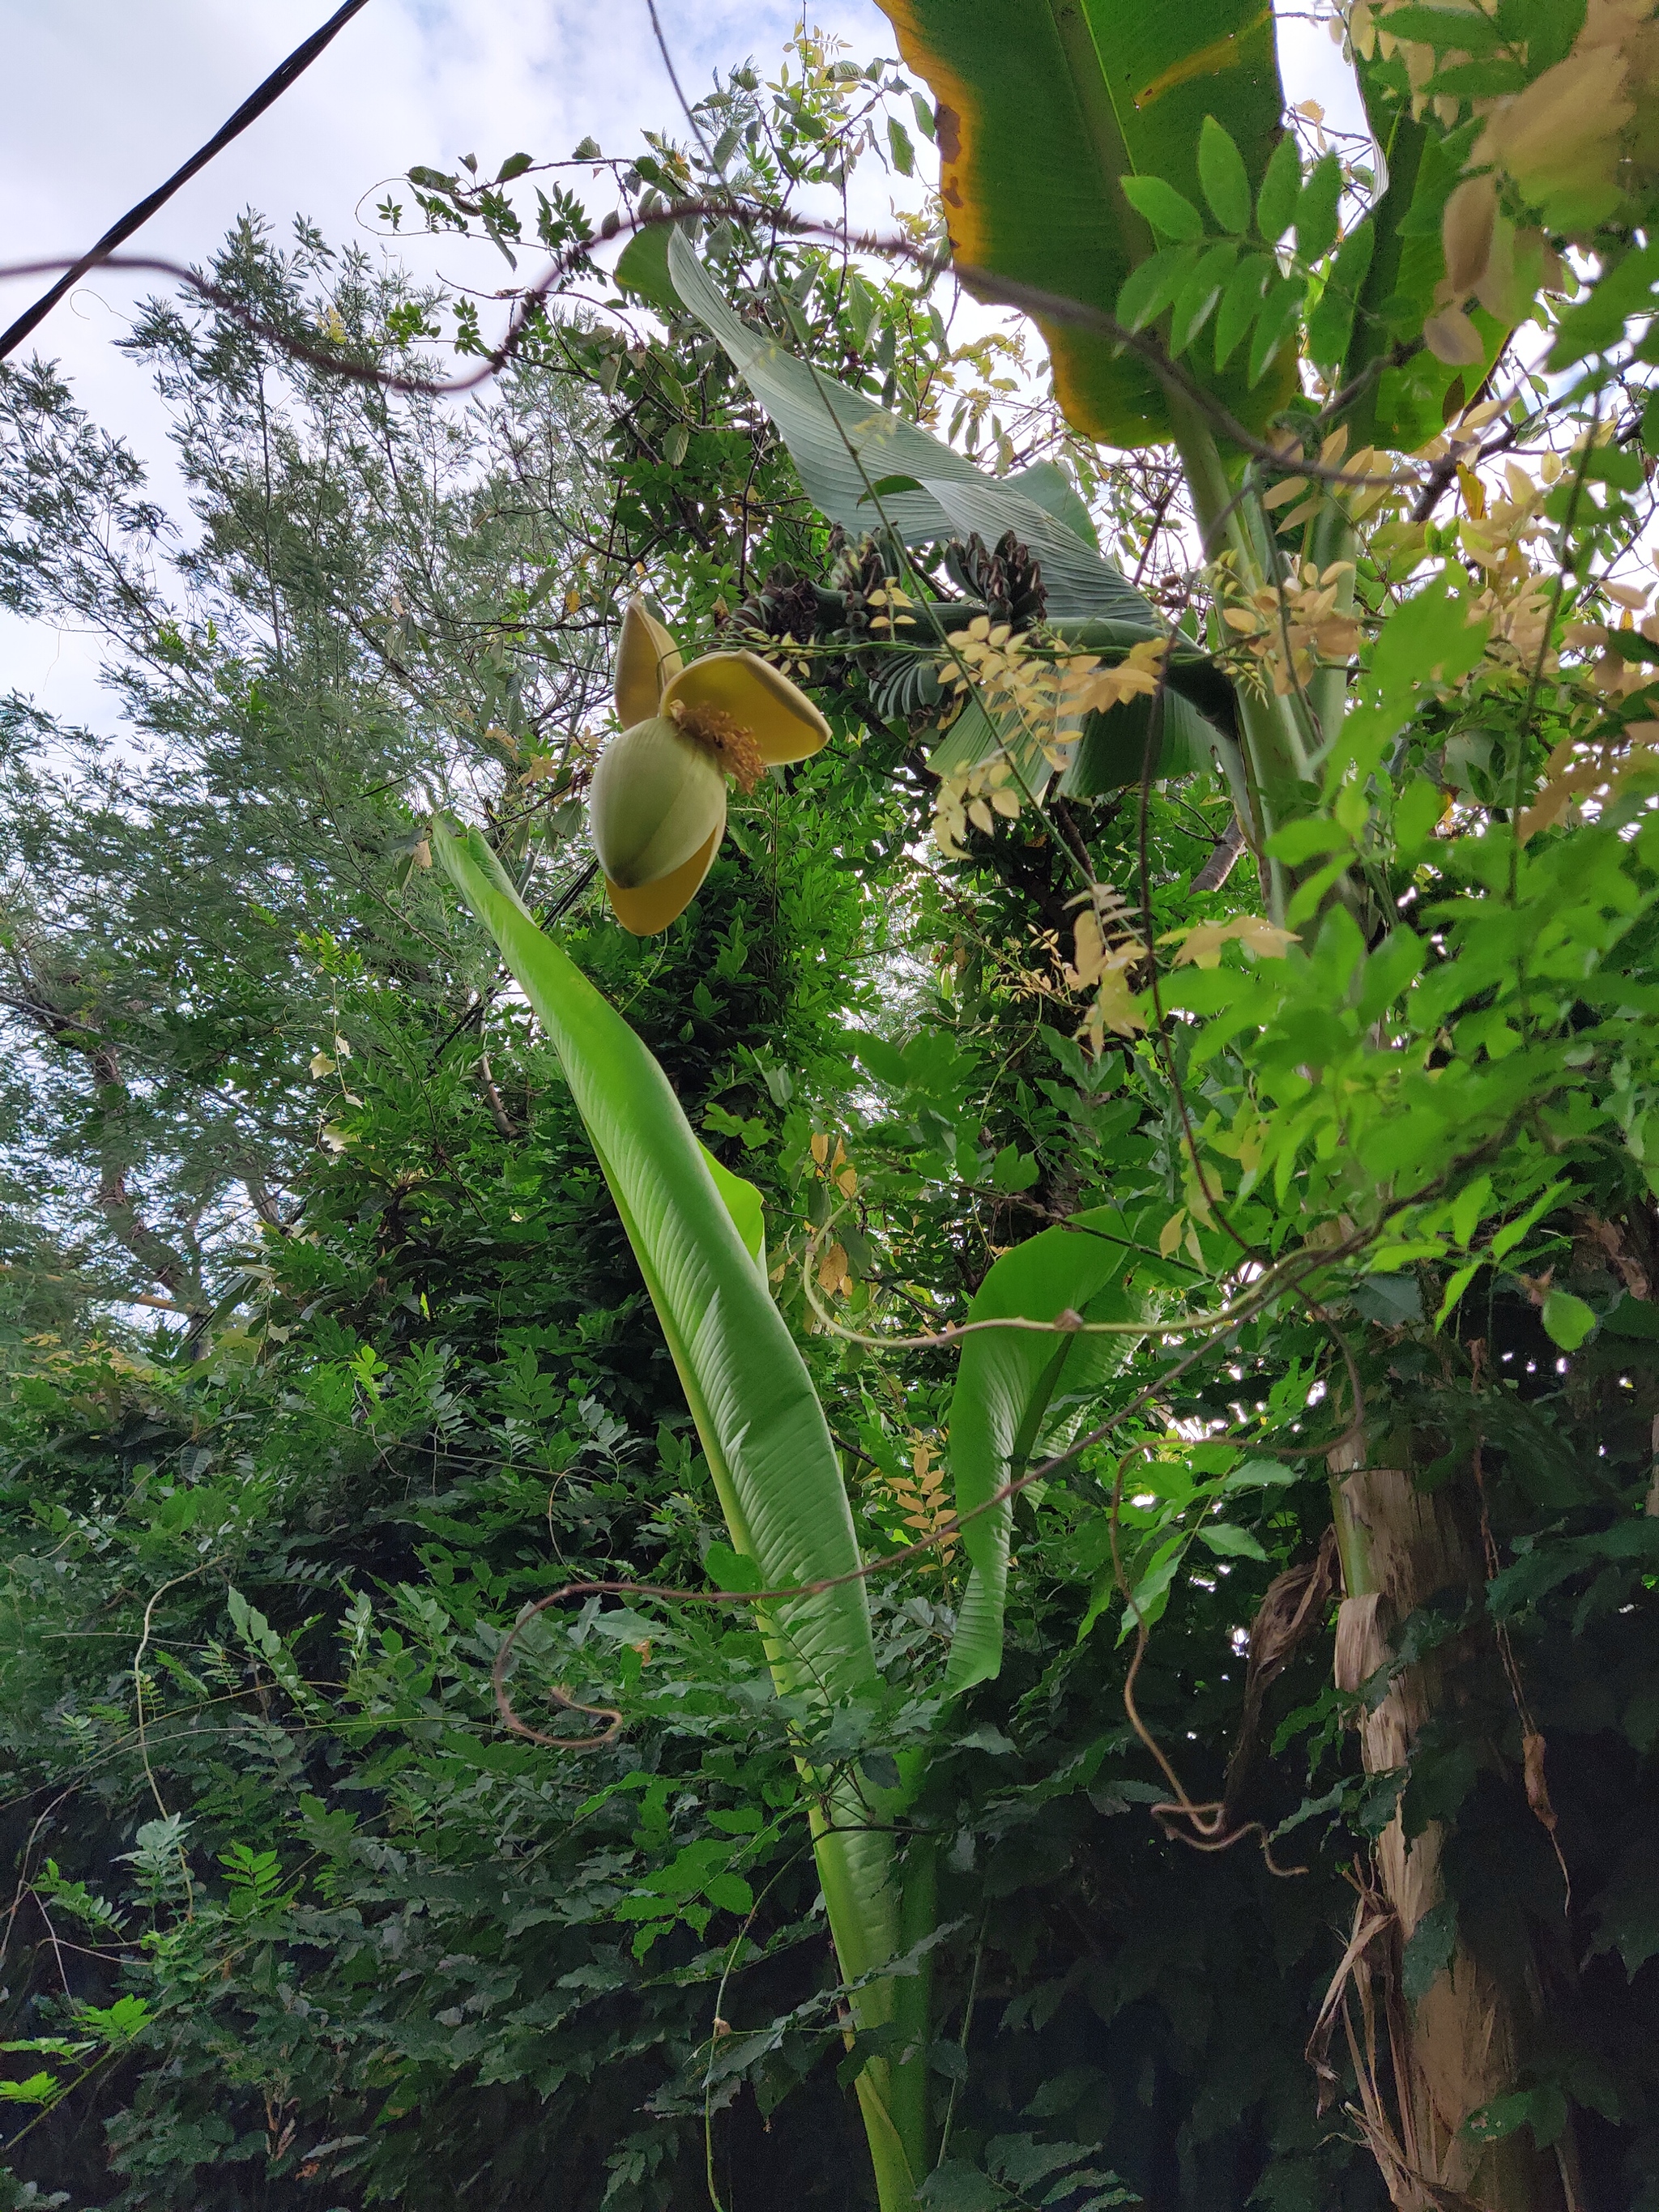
{"left": 1037, "top": 0, "right": 1154, "bottom": 235}
{"left": 431, "top": 817, "right": 928, "bottom": 2189}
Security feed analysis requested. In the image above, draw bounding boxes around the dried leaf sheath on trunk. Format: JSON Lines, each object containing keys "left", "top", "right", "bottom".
{"left": 1328, "top": 1436, "right": 1577, "bottom": 2212}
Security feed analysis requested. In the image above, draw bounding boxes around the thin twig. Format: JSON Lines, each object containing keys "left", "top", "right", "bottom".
{"left": 644, "top": 0, "right": 714, "bottom": 164}
{"left": 0, "top": 207, "right": 1414, "bottom": 498}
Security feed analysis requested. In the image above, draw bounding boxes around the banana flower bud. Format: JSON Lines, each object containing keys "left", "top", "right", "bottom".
{"left": 590, "top": 597, "right": 830, "bottom": 934}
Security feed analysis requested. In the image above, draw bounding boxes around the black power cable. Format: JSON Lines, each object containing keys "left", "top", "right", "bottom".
{"left": 0, "top": 0, "right": 375, "bottom": 362}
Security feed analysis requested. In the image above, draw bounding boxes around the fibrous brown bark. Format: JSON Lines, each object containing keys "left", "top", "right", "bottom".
{"left": 1327, "top": 1442, "right": 1576, "bottom": 2212}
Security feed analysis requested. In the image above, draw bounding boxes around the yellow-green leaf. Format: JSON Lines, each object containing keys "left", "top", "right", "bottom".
{"left": 1118, "top": 242, "right": 1202, "bottom": 334}
{"left": 1294, "top": 153, "right": 1343, "bottom": 264}
{"left": 1214, "top": 251, "right": 1274, "bottom": 367}
{"left": 1542, "top": 1289, "right": 1597, "bottom": 1353}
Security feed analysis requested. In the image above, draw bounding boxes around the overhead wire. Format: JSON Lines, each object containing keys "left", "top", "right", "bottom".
{"left": 0, "top": 0, "right": 377, "bottom": 360}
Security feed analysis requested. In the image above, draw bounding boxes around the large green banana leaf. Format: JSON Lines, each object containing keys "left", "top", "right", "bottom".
{"left": 430, "top": 820, "right": 925, "bottom": 2199}
{"left": 930, "top": 681, "right": 1230, "bottom": 795}
{"left": 700, "top": 1138, "right": 766, "bottom": 1276}
{"left": 1057, "top": 690, "right": 1232, "bottom": 792}
{"left": 876, "top": 0, "right": 1294, "bottom": 446}
{"left": 1004, "top": 456, "right": 1102, "bottom": 548}
{"left": 433, "top": 820, "right": 876, "bottom": 1702}
{"left": 945, "top": 1207, "right": 1141, "bottom": 1695}
{"left": 667, "top": 230, "right": 1156, "bottom": 625}
{"left": 667, "top": 232, "right": 1245, "bottom": 786}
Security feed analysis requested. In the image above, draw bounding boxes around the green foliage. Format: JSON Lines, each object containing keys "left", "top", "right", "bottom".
{"left": 8, "top": 8, "right": 1659, "bottom": 2212}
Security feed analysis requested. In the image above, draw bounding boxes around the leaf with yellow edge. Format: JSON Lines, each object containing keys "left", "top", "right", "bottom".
{"left": 876, "top": 0, "right": 1297, "bottom": 446}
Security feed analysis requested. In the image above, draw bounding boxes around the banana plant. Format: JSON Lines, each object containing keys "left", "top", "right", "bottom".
{"left": 859, "top": 7, "right": 1580, "bottom": 2208}
{"left": 868, "top": 0, "right": 1530, "bottom": 886}
{"left": 873, "top": 0, "right": 1321, "bottom": 875}
{"left": 432, "top": 604, "right": 1145, "bottom": 2209}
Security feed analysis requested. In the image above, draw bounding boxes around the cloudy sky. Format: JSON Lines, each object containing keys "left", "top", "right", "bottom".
{"left": 0, "top": 0, "right": 1361, "bottom": 728}
{"left": 0, "top": 0, "right": 901, "bottom": 720}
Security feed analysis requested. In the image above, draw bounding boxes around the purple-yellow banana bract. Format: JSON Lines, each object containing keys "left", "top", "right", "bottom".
{"left": 590, "top": 598, "right": 830, "bottom": 935}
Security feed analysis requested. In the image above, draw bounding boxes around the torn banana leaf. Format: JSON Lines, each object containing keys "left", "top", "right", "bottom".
{"left": 667, "top": 229, "right": 1155, "bottom": 624}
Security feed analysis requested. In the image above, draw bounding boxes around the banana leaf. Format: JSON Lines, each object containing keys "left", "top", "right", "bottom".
{"left": 667, "top": 231, "right": 1247, "bottom": 785}
{"left": 945, "top": 1206, "right": 1141, "bottom": 1695}
{"left": 928, "top": 695, "right": 1055, "bottom": 793}
{"left": 430, "top": 819, "right": 924, "bottom": 2197}
{"left": 931, "top": 641, "right": 1237, "bottom": 793}
{"left": 876, "top": 0, "right": 1297, "bottom": 446}
{"left": 667, "top": 229, "right": 1155, "bottom": 625}
{"left": 1007, "top": 456, "right": 1101, "bottom": 548}
{"left": 1060, "top": 635, "right": 1240, "bottom": 791}
{"left": 431, "top": 819, "right": 872, "bottom": 1698}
